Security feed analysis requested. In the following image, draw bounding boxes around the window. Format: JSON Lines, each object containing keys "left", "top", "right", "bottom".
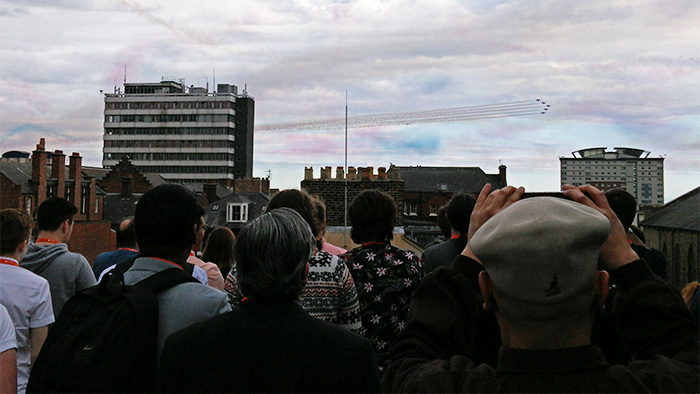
{"left": 429, "top": 204, "right": 437, "bottom": 216}
{"left": 226, "top": 203, "right": 248, "bottom": 223}
{"left": 409, "top": 203, "right": 417, "bottom": 216}
{"left": 95, "top": 197, "right": 100, "bottom": 214}
{"left": 26, "top": 196, "right": 32, "bottom": 215}
{"left": 81, "top": 186, "right": 88, "bottom": 214}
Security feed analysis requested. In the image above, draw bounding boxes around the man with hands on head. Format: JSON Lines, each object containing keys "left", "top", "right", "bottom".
{"left": 383, "top": 184, "right": 699, "bottom": 393}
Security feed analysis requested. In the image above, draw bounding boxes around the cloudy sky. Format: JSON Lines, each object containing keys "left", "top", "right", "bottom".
{"left": 1, "top": 0, "right": 698, "bottom": 201}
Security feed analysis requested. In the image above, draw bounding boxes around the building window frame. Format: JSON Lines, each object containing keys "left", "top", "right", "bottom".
{"left": 226, "top": 203, "right": 248, "bottom": 223}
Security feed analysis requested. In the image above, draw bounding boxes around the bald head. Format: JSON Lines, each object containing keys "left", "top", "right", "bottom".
{"left": 116, "top": 217, "right": 137, "bottom": 248}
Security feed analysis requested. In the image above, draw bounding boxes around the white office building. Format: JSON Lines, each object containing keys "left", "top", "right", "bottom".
{"left": 103, "top": 79, "right": 254, "bottom": 184}
{"left": 560, "top": 147, "right": 664, "bottom": 206}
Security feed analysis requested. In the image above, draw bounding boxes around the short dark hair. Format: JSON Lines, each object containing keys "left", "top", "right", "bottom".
{"left": 437, "top": 206, "right": 451, "bottom": 239}
{"left": 1, "top": 209, "right": 34, "bottom": 254}
{"left": 605, "top": 188, "right": 636, "bottom": 230}
{"left": 446, "top": 192, "right": 476, "bottom": 234}
{"left": 349, "top": 190, "right": 396, "bottom": 244}
{"left": 116, "top": 217, "right": 137, "bottom": 248}
{"left": 36, "top": 197, "right": 77, "bottom": 231}
{"left": 234, "top": 208, "right": 314, "bottom": 300}
{"left": 265, "top": 189, "right": 320, "bottom": 237}
{"left": 135, "top": 184, "right": 198, "bottom": 255}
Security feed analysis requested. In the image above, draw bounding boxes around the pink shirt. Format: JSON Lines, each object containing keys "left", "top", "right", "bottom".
{"left": 321, "top": 238, "right": 347, "bottom": 256}
{"left": 187, "top": 253, "right": 225, "bottom": 291}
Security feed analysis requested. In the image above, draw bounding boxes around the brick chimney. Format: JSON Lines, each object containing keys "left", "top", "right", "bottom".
{"left": 31, "top": 139, "right": 48, "bottom": 206}
{"left": 203, "top": 182, "right": 219, "bottom": 203}
{"left": 361, "top": 167, "right": 372, "bottom": 180}
{"left": 51, "top": 150, "right": 66, "bottom": 198}
{"left": 377, "top": 167, "right": 386, "bottom": 180}
{"left": 499, "top": 164, "right": 507, "bottom": 185}
{"left": 304, "top": 167, "right": 314, "bottom": 180}
{"left": 121, "top": 176, "right": 133, "bottom": 198}
{"left": 69, "top": 152, "right": 82, "bottom": 212}
{"left": 347, "top": 167, "right": 357, "bottom": 180}
{"left": 320, "top": 166, "right": 331, "bottom": 180}
{"left": 336, "top": 166, "right": 344, "bottom": 180}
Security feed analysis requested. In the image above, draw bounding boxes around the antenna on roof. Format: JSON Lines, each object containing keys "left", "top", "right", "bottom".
{"left": 123, "top": 65, "right": 127, "bottom": 87}
{"left": 213, "top": 68, "right": 216, "bottom": 94}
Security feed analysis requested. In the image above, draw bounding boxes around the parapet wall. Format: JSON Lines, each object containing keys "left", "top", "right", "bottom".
{"left": 301, "top": 166, "right": 404, "bottom": 227}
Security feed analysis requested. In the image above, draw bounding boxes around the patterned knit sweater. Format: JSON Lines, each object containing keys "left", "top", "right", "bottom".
{"left": 341, "top": 243, "right": 424, "bottom": 375}
{"left": 224, "top": 250, "right": 363, "bottom": 333}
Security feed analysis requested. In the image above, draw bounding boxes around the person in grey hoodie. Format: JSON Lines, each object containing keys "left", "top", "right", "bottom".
{"left": 21, "top": 197, "right": 96, "bottom": 317}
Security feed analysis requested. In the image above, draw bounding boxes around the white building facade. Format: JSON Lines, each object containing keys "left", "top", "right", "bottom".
{"left": 560, "top": 147, "right": 664, "bottom": 206}
{"left": 103, "top": 79, "right": 254, "bottom": 184}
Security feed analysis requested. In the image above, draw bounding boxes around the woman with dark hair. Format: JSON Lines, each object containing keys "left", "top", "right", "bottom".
{"left": 201, "top": 227, "right": 236, "bottom": 278}
{"left": 341, "top": 190, "right": 423, "bottom": 375}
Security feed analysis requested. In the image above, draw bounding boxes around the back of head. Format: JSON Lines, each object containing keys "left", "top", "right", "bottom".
{"left": 1, "top": 209, "right": 34, "bottom": 255}
{"left": 470, "top": 197, "right": 610, "bottom": 324}
{"left": 116, "top": 217, "right": 136, "bottom": 248}
{"left": 234, "top": 207, "right": 315, "bottom": 300}
{"left": 37, "top": 197, "right": 77, "bottom": 231}
{"left": 201, "top": 227, "right": 236, "bottom": 268}
{"left": 446, "top": 192, "right": 476, "bottom": 234}
{"left": 604, "top": 188, "right": 636, "bottom": 230}
{"left": 266, "top": 189, "right": 320, "bottom": 237}
{"left": 437, "top": 206, "right": 451, "bottom": 239}
{"left": 349, "top": 190, "right": 396, "bottom": 244}
{"left": 313, "top": 198, "right": 326, "bottom": 228}
{"left": 134, "top": 184, "right": 198, "bottom": 256}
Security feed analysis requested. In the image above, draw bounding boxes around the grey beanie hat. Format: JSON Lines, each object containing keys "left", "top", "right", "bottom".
{"left": 470, "top": 197, "right": 610, "bottom": 318}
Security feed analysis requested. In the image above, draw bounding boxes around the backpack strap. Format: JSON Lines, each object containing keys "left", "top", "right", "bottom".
{"left": 135, "top": 267, "right": 200, "bottom": 293}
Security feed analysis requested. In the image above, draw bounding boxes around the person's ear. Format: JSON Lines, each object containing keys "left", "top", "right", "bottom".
{"left": 478, "top": 271, "right": 495, "bottom": 311}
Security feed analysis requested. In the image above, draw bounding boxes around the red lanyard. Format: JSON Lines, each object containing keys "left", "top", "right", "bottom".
{"left": 118, "top": 248, "right": 139, "bottom": 253}
{"left": 149, "top": 257, "right": 184, "bottom": 270}
{"left": 35, "top": 238, "right": 60, "bottom": 244}
{"left": 0, "top": 258, "right": 19, "bottom": 267}
{"left": 450, "top": 234, "right": 461, "bottom": 240}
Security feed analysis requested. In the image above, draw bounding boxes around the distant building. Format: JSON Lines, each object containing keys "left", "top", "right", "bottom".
{"left": 390, "top": 164, "right": 506, "bottom": 221}
{"left": 203, "top": 178, "right": 272, "bottom": 234}
{"left": 641, "top": 186, "right": 699, "bottom": 290}
{"left": 301, "top": 165, "right": 405, "bottom": 227}
{"left": 0, "top": 139, "right": 113, "bottom": 263}
{"left": 560, "top": 147, "right": 664, "bottom": 206}
{"left": 103, "top": 79, "right": 254, "bottom": 185}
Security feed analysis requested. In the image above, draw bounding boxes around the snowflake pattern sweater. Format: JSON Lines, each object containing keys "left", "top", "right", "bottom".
{"left": 341, "top": 243, "right": 423, "bottom": 375}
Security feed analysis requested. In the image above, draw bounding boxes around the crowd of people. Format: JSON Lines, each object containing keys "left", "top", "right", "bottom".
{"left": 0, "top": 182, "right": 697, "bottom": 393}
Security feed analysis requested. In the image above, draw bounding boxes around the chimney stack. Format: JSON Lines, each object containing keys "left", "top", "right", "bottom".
{"left": 335, "top": 166, "right": 344, "bottom": 180}
{"left": 499, "top": 164, "right": 507, "bottom": 185}
{"left": 304, "top": 167, "right": 314, "bottom": 180}
{"left": 69, "top": 152, "right": 83, "bottom": 212}
{"left": 31, "top": 139, "right": 48, "bottom": 206}
{"left": 377, "top": 167, "right": 386, "bottom": 180}
{"left": 203, "top": 182, "right": 219, "bottom": 204}
{"left": 51, "top": 150, "right": 66, "bottom": 198}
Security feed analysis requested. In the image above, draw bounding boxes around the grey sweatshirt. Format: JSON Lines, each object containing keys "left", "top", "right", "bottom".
{"left": 21, "top": 243, "right": 96, "bottom": 316}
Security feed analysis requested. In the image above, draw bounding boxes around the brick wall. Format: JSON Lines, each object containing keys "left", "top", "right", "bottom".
{"left": 99, "top": 158, "right": 153, "bottom": 194}
{"left": 301, "top": 166, "right": 404, "bottom": 227}
{"left": 0, "top": 174, "right": 22, "bottom": 210}
{"left": 68, "top": 221, "right": 116, "bottom": 265}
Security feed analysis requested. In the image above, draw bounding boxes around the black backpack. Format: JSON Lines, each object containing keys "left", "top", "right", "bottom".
{"left": 27, "top": 262, "right": 198, "bottom": 393}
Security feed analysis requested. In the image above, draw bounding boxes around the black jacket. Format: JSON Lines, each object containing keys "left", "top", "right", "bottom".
{"left": 383, "top": 256, "right": 699, "bottom": 393}
{"left": 158, "top": 299, "right": 380, "bottom": 393}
